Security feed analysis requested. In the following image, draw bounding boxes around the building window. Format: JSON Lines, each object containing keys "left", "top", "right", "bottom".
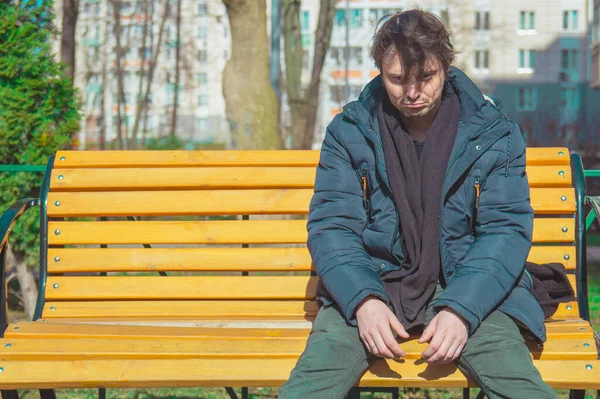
{"left": 197, "top": 72, "right": 207, "bottom": 85}
{"left": 516, "top": 87, "right": 536, "bottom": 111}
{"left": 224, "top": 26, "right": 228, "bottom": 39}
{"left": 561, "top": 49, "right": 578, "bottom": 71}
{"left": 198, "top": 3, "right": 207, "bottom": 16}
{"left": 475, "top": 12, "right": 490, "bottom": 30}
{"left": 198, "top": 49, "right": 207, "bottom": 63}
{"left": 563, "top": 10, "right": 578, "bottom": 31}
{"left": 301, "top": 10, "right": 310, "bottom": 32}
{"left": 474, "top": 50, "right": 490, "bottom": 70}
{"left": 519, "top": 11, "right": 535, "bottom": 31}
{"left": 518, "top": 49, "right": 536, "bottom": 71}
{"left": 197, "top": 94, "right": 208, "bottom": 107}
{"left": 350, "top": 9, "right": 363, "bottom": 28}
{"left": 560, "top": 86, "right": 580, "bottom": 109}
{"left": 224, "top": 49, "right": 228, "bottom": 60}
{"left": 198, "top": 26, "right": 207, "bottom": 40}
{"left": 440, "top": 9, "right": 449, "bottom": 26}
{"left": 196, "top": 117, "right": 208, "bottom": 131}
{"left": 369, "top": 8, "right": 395, "bottom": 24}
{"left": 335, "top": 9, "right": 345, "bottom": 27}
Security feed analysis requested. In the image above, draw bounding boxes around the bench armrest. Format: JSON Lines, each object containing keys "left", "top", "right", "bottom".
{"left": 0, "top": 198, "right": 40, "bottom": 251}
{"left": 0, "top": 198, "right": 40, "bottom": 335}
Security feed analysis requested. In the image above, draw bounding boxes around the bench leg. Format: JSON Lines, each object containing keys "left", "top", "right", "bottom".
{"left": 1, "top": 391, "right": 18, "bottom": 399}
{"left": 39, "top": 390, "right": 56, "bottom": 399}
{"left": 99, "top": 388, "right": 106, "bottom": 399}
{"left": 345, "top": 388, "right": 360, "bottom": 399}
{"left": 462, "top": 388, "right": 470, "bottom": 399}
{"left": 569, "top": 390, "right": 585, "bottom": 399}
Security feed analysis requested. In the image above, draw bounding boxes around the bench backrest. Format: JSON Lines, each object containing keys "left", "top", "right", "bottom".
{"left": 33, "top": 148, "right": 585, "bottom": 323}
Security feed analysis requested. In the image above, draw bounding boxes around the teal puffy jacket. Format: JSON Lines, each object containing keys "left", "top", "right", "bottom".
{"left": 307, "top": 67, "right": 546, "bottom": 341}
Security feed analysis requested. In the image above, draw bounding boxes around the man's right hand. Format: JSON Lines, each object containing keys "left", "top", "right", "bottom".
{"left": 355, "top": 296, "right": 409, "bottom": 359}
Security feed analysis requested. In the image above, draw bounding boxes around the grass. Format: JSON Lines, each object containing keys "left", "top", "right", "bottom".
{"left": 11, "top": 269, "right": 600, "bottom": 399}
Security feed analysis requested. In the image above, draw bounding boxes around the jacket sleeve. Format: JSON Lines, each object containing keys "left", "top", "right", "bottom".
{"left": 307, "top": 125, "right": 390, "bottom": 324}
{"left": 434, "top": 124, "right": 534, "bottom": 334}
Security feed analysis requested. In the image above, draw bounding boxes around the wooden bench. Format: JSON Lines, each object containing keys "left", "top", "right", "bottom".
{"left": 0, "top": 148, "right": 598, "bottom": 399}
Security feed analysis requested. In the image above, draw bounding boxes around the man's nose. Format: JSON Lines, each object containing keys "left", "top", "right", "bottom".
{"left": 405, "top": 83, "right": 420, "bottom": 102}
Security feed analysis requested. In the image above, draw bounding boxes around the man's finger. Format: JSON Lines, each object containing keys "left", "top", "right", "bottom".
{"left": 380, "top": 323, "right": 405, "bottom": 358}
{"left": 448, "top": 341, "right": 466, "bottom": 363}
{"left": 418, "top": 317, "right": 438, "bottom": 344}
{"left": 441, "top": 339, "right": 462, "bottom": 364}
{"left": 389, "top": 315, "right": 409, "bottom": 339}
{"left": 372, "top": 332, "right": 395, "bottom": 359}
{"left": 364, "top": 336, "right": 379, "bottom": 356}
{"left": 426, "top": 334, "right": 452, "bottom": 364}
{"left": 421, "top": 329, "right": 444, "bottom": 359}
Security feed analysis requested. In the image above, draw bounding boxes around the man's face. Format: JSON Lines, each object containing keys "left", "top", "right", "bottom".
{"left": 381, "top": 53, "right": 446, "bottom": 120}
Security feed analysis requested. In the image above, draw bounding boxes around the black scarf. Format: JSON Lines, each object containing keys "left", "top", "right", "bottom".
{"left": 377, "top": 85, "right": 461, "bottom": 330}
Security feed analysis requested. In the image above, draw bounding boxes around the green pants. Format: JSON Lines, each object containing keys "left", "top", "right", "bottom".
{"left": 279, "top": 288, "right": 557, "bottom": 399}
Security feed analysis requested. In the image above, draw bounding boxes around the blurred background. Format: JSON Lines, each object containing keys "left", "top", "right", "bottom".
{"left": 39, "top": 0, "right": 600, "bottom": 151}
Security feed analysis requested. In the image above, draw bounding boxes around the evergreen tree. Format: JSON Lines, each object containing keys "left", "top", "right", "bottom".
{"left": 0, "top": 1, "right": 80, "bottom": 318}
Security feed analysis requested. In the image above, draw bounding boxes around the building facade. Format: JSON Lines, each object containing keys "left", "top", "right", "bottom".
{"left": 61, "top": 0, "right": 598, "bottom": 149}
{"left": 69, "top": 0, "right": 230, "bottom": 149}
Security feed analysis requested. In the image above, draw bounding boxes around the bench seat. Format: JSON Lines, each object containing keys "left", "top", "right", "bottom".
{"left": 0, "top": 147, "right": 597, "bottom": 396}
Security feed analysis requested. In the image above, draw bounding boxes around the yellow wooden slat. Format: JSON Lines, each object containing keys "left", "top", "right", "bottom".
{"left": 525, "top": 147, "right": 571, "bottom": 166}
{"left": 45, "top": 276, "right": 318, "bottom": 301}
{"left": 47, "top": 190, "right": 313, "bottom": 217}
{"left": 46, "top": 188, "right": 571, "bottom": 217}
{"left": 41, "top": 300, "right": 318, "bottom": 320}
{"left": 48, "top": 220, "right": 308, "bottom": 245}
{"left": 54, "top": 150, "right": 321, "bottom": 168}
{"left": 530, "top": 188, "right": 575, "bottom": 214}
{"left": 45, "top": 246, "right": 576, "bottom": 273}
{"left": 5, "top": 323, "right": 313, "bottom": 340}
{"left": 0, "top": 358, "right": 597, "bottom": 389}
{"left": 49, "top": 165, "right": 571, "bottom": 191}
{"left": 47, "top": 248, "right": 312, "bottom": 273}
{"left": 7, "top": 318, "right": 591, "bottom": 340}
{"left": 50, "top": 167, "right": 318, "bottom": 191}
{"left": 53, "top": 148, "right": 568, "bottom": 169}
{"left": 47, "top": 218, "right": 573, "bottom": 246}
{"left": 532, "top": 218, "right": 575, "bottom": 243}
{"left": 0, "top": 334, "right": 594, "bottom": 361}
{"left": 550, "top": 301, "right": 580, "bottom": 319}
{"left": 527, "top": 166, "right": 572, "bottom": 188}
{"left": 527, "top": 246, "right": 576, "bottom": 270}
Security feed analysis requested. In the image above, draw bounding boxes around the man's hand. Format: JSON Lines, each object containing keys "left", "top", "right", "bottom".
{"left": 356, "top": 296, "right": 409, "bottom": 359}
{"left": 418, "top": 307, "right": 468, "bottom": 364}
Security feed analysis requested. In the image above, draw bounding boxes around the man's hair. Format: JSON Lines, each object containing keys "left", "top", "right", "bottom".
{"left": 371, "top": 9, "right": 455, "bottom": 80}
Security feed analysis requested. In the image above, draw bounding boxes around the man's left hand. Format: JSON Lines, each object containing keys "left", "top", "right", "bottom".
{"left": 418, "top": 307, "right": 468, "bottom": 364}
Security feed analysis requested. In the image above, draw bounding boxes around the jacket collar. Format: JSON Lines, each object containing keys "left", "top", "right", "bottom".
{"left": 341, "top": 67, "right": 513, "bottom": 198}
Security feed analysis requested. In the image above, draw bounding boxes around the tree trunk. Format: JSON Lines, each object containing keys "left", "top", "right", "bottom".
{"left": 112, "top": 0, "right": 125, "bottom": 150}
{"left": 301, "top": 0, "right": 336, "bottom": 150}
{"left": 283, "top": 0, "right": 335, "bottom": 150}
{"left": 282, "top": 0, "right": 306, "bottom": 149}
{"left": 61, "top": 0, "right": 79, "bottom": 82}
{"left": 7, "top": 246, "right": 37, "bottom": 321}
{"left": 169, "top": 0, "right": 182, "bottom": 138}
{"left": 131, "top": 0, "right": 169, "bottom": 147}
{"left": 222, "top": 0, "right": 280, "bottom": 150}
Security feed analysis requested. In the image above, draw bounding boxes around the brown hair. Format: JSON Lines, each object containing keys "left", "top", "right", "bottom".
{"left": 371, "top": 9, "right": 455, "bottom": 80}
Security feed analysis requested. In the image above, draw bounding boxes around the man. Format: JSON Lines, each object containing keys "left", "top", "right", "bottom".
{"left": 278, "top": 9, "right": 558, "bottom": 399}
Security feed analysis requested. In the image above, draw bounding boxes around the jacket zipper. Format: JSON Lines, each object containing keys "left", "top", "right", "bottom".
{"left": 471, "top": 175, "right": 481, "bottom": 231}
{"left": 359, "top": 165, "right": 370, "bottom": 210}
